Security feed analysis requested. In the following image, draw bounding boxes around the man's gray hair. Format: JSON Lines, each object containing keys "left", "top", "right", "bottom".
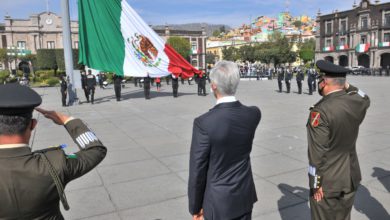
{"left": 327, "top": 77, "right": 346, "bottom": 87}
{"left": 209, "top": 61, "right": 240, "bottom": 96}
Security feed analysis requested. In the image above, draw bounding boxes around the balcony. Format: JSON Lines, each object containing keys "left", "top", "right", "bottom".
{"left": 338, "top": 30, "right": 348, "bottom": 36}
{"left": 358, "top": 25, "right": 370, "bottom": 31}
{"left": 324, "top": 31, "right": 333, "bottom": 37}
{"left": 381, "top": 22, "right": 390, "bottom": 29}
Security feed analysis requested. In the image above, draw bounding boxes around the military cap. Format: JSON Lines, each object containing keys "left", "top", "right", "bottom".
{"left": 0, "top": 84, "right": 42, "bottom": 116}
{"left": 316, "top": 60, "right": 349, "bottom": 77}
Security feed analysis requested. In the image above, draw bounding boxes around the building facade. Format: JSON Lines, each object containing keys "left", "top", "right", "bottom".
{"left": 0, "top": 12, "right": 79, "bottom": 54}
{"left": 0, "top": 12, "right": 207, "bottom": 71}
{"left": 316, "top": 0, "right": 390, "bottom": 68}
{"left": 155, "top": 26, "right": 207, "bottom": 71}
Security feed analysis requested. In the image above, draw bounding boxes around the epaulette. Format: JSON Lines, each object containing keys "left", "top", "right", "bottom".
{"left": 357, "top": 89, "right": 366, "bottom": 98}
{"left": 348, "top": 89, "right": 366, "bottom": 98}
{"left": 33, "top": 144, "right": 67, "bottom": 154}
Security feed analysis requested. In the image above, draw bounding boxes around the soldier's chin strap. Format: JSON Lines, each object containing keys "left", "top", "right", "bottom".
{"left": 39, "top": 152, "right": 70, "bottom": 210}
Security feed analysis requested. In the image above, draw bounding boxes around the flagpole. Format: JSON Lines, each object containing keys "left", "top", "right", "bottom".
{"left": 61, "top": 0, "right": 77, "bottom": 105}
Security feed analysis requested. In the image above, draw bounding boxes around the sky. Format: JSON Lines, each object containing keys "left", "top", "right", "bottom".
{"left": 1, "top": 0, "right": 389, "bottom": 28}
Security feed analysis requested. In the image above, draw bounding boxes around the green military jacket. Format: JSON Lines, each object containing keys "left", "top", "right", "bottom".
{"left": 0, "top": 119, "right": 107, "bottom": 220}
{"left": 307, "top": 85, "right": 370, "bottom": 196}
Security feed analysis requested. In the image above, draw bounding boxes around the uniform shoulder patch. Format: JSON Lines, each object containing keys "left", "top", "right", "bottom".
{"left": 310, "top": 112, "right": 321, "bottom": 127}
{"left": 358, "top": 89, "right": 366, "bottom": 98}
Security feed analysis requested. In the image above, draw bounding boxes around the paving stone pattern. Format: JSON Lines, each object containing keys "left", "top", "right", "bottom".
{"left": 30, "top": 76, "right": 390, "bottom": 219}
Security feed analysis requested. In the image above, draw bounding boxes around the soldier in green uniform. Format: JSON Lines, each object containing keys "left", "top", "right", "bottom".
{"left": 0, "top": 84, "right": 107, "bottom": 219}
{"left": 307, "top": 60, "right": 370, "bottom": 220}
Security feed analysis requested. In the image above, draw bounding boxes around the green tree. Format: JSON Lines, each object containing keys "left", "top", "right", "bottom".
{"left": 167, "top": 36, "right": 191, "bottom": 61}
{"left": 222, "top": 47, "right": 239, "bottom": 62}
{"left": 0, "top": 48, "right": 8, "bottom": 65}
{"left": 220, "top": 26, "right": 226, "bottom": 34}
{"left": 212, "top": 30, "right": 221, "bottom": 37}
{"left": 206, "top": 53, "right": 216, "bottom": 65}
{"left": 254, "top": 42, "right": 277, "bottom": 65}
{"left": 293, "top": 20, "right": 302, "bottom": 29}
{"left": 299, "top": 38, "right": 315, "bottom": 64}
{"left": 239, "top": 45, "right": 256, "bottom": 62}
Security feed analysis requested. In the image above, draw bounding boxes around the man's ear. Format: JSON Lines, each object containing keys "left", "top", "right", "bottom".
{"left": 211, "top": 83, "right": 217, "bottom": 90}
{"left": 30, "top": 119, "right": 37, "bottom": 131}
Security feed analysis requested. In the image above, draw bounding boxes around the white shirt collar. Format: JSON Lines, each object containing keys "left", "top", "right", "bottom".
{"left": 0, "top": 144, "right": 29, "bottom": 149}
{"left": 216, "top": 96, "right": 237, "bottom": 105}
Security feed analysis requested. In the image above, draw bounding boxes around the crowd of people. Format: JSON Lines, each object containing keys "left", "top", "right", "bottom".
{"left": 58, "top": 70, "right": 211, "bottom": 105}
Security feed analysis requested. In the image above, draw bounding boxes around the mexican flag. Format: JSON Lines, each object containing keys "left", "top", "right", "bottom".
{"left": 355, "top": 43, "right": 370, "bottom": 53}
{"left": 336, "top": 45, "right": 349, "bottom": 50}
{"left": 78, "top": 0, "right": 201, "bottom": 78}
{"left": 323, "top": 46, "right": 334, "bottom": 52}
{"left": 379, "top": 42, "right": 390, "bottom": 47}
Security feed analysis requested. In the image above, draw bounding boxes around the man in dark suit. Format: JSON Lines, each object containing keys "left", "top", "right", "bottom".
{"left": 0, "top": 84, "right": 107, "bottom": 219}
{"left": 188, "top": 61, "right": 261, "bottom": 220}
{"left": 307, "top": 60, "right": 370, "bottom": 220}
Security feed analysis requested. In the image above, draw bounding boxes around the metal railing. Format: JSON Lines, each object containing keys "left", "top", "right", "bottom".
{"left": 348, "top": 68, "right": 390, "bottom": 76}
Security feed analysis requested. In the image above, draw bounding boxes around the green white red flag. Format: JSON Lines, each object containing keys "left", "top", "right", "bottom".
{"left": 78, "top": 0, "right": 201, "bottom": 78}
{"left": 355, "top": 43, "right": 370, "bottom": 53}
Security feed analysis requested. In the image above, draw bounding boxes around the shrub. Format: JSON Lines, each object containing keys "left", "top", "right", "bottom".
{"left": 0, "top": 70, "right": 10, "bottom": 84}
{"left": 44, "top": 77, "right": 60, "bottom": 87}
{"left": 35, "top": 70, "right": 56, "bottom": 80}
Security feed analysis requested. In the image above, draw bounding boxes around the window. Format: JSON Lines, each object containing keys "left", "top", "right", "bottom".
{"left": 47, "top": 41, "right": 55, "bottom": 49}
{"left": 361, "top": 17, "right": 368, "bottom": 29}
{"left": 326, "top": 39, "right": 332, "bottom": 47}
{"left": 74, "top": 41, "right": 79, "bottom": 49}
{"left": 191, "top": 42, "right": 198, "bottom": 54}
{"left": 340, "top": 20, "right": 347, "bottom": 33}
{"left": 360, "top": 35, "right": 367, "bottom": 44}
{"left": 326, "top": 22, "right": 332, "bottom": 34}
{"left": 17, "top": 41, "right": 26, "bottom": 49}
{"left": 191, "top": 59, "right": 198, "bottom": 68}
{"left": 385, "top": 13, "right": 390, "bottom": 26}
{"left": 339, "top": 38, "right": 346, "bottom": 46}
{"left": 384, "top": 33, "right": 390, "bottom": 42}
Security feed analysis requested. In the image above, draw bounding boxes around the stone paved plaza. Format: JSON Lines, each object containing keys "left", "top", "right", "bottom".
{"left": 30, "top": 76, "right": 390, "bottom": 220}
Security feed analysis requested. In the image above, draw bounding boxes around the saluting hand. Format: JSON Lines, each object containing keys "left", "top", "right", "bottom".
{"left": 35, "top": 107, "right": 71, "bottom": 125}
{"left": 313, "top": 187, "right": 324, "bottom": 202}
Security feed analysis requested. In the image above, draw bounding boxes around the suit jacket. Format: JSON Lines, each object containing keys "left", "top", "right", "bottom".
{"left": 0, "top": 119, "right": 107, "bottom": 219}
{"left": 188, "top": 101, "right": 261, "bottom": 220}
{"left": 307, "top": 85, "right": 370, "bottom": 196}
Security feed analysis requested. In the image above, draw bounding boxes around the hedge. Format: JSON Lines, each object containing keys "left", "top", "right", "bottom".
{"left": 36, "top": 49, "right": 83, "bottom": 71}
{"left": 36, "top": 49, "right": 57, "bottom": 70}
